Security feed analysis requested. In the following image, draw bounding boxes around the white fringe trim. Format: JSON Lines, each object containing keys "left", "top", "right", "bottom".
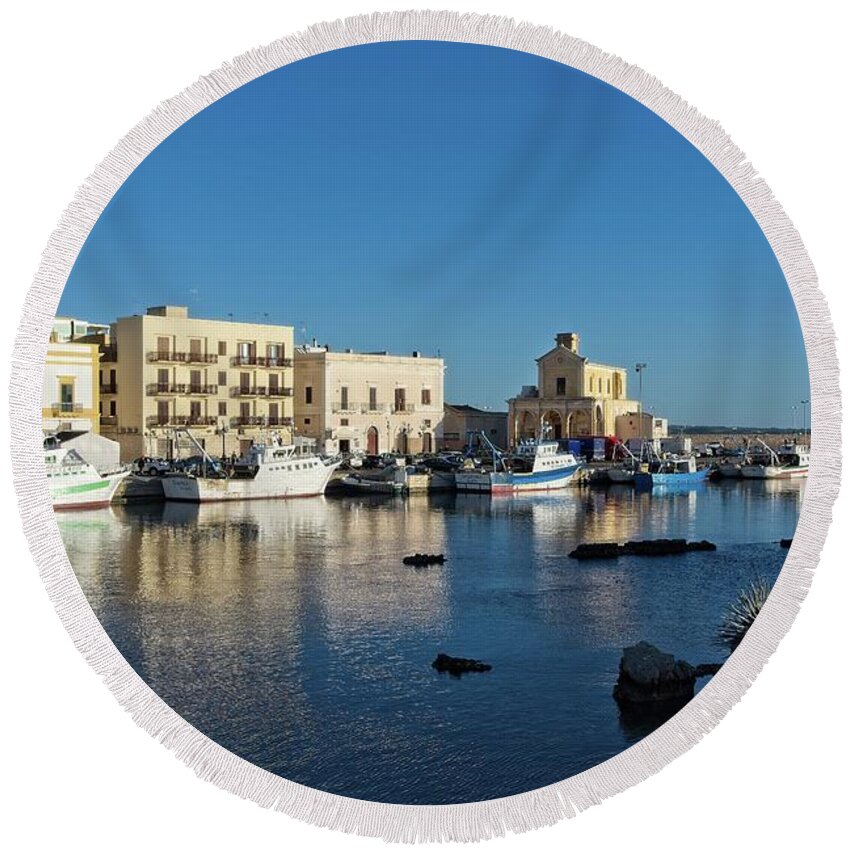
{"left": 8, "top": 10, "right": 841, "bottom": 843}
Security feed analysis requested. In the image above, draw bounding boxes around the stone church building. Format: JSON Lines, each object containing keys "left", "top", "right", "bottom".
{"left": 508, "top": 333, "right": 639, "bottom": 444}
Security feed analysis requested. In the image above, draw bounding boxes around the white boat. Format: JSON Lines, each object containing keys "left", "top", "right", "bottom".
{"left": 740, "top": 440, "right": 809, "bottom": 479}
{"left": 45, "top": 437, "right": 129, "bottom": 510}
{"left": 340, "top": 470, "right": 406, "bottom": 495}
{"left": 161, "top": 433, "right": 341, "bottom": 502}
{"left": 455, "top": 433, "right": 582, "bottom": 494}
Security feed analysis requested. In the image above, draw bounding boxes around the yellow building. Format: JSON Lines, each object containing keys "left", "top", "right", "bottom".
{"left": 101, "top": 306, "right": 294, "bottom": 460}
{"left": 294, "top": 345, "right": 444, "bottom": 455}
{"left": 42, "top": 341, "right": 101, "bottom": 435}
{"left": 508, "top": 332, "right": 639, "bottom": 442}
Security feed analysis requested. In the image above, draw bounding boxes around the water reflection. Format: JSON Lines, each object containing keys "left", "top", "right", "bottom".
{"left": 58, "top": 479, "right": 802, "bottom": 805}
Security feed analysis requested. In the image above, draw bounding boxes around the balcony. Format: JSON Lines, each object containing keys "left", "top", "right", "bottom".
{"left": 100, "top": 348, "right": 118, "bottom": 362}
{"left": 100, "top": 415, "right": 118, "bottom": 426}
{"left": 267, "top": 386, "right": 293, "bottom": 397}
{"left": 146, "top": 383, "right": 219, "bottom": 396}
{"left": 231, "top": 355, "right": 293, "bottom": 368}
{"left": 232, "top": 386, "right": 267, "bottom": 397}
{"left": 231, "top": 416, "right": 294, "bottom": 428}
{"left": 51, "top": 402, "right": 83, "bottom": 414}
{"left": 147, "top": 351, "right": 218, "bottom": 364}
{"left": 99, "top": 383, "right": 118, "bottom": 394}
{"left": 145, "top": 415, "right": 219, "bottom": 427}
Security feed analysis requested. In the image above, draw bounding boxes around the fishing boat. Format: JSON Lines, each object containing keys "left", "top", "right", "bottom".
{"left": 161, "top": 431, "right": 341, "bottom": 502}
{"left": 633, "top": 455, "right": 710, "bottom": 489}
{"left": 740, "top": 440, "right": 809, "bottom": 479}
{"left": 340, "top": 471, "right": 406, "bottom": 495}
{"left": 45, "top": 436, "right": 129, "bottom": 510}
{"left": 455, "top": 431, "right": 582, "bottom": 494}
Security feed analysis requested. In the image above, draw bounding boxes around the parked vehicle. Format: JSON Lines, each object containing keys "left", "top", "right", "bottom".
{"left": 133, "top": 456, "right": 171, "bottom": 476}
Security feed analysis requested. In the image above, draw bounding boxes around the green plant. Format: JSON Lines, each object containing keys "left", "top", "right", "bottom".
{"left": 717, "top": 577, "right": 772, "bottom": 652}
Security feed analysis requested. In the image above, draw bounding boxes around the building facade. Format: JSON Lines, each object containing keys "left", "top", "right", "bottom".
{"left": 43, "top": 341, "right": 101, "bottom": 435}
{"left": 508, "top": 332, "right": 639, "bottom": 443}
{"left": 441, "top": 404, "right": 508, "bottom": 451}
{"left": 100, "top": 306, "right": 295, "bottom": 460}
{"left": 294, "top": 346, "right": 444, "bottom": 455}
{"left": 615, "top": 412, "right": 668, "bottom": 441}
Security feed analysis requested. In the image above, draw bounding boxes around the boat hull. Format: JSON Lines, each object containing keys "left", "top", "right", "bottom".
{"left": 634, "top": 467, "right": 711, "bottom": 489}
{"left": 456, "top": 463, "right": 582, "bottom": 494}
{"left": 162, "top": 463, "right": 338, "bottom": 502}
{"left": 607, "top": 468, "right": 635, "bottom": 484}
{"left": 740, "top": 464, "right": 808, "bottom": 479}
{"left": 51, "top": 472, "right": 128, "bottom": 510}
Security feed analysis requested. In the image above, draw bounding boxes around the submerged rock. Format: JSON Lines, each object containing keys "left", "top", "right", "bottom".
{"left": 613, "top": 642, "right": 696, "bottom": 705}
{"left": 780, "top": 538, "right": 793, "bottom": 549}
{"left": 432, "top": 653, "right": 492, "bottom": 675}
{"left": 403, "top": 553, "right": 446, "bottom": 567}
{"left": 569, "top": 539, "right": 717, "bottom": 559}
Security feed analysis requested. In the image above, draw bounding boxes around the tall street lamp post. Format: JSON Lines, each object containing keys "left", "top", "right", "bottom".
{"left": 800, "top": 399, "right": 810, "bottom": 441}
{"left": 635, "top": 363, "right": 647, "bottom": 437}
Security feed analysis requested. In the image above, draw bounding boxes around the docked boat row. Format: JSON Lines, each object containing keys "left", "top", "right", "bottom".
{"left": 45, "top": 427, "right": 808, "bottom": 510}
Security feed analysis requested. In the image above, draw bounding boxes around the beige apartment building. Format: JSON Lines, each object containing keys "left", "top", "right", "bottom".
{"left": 42, "top": 341, "right": 101, "bottom": 435}
{"left": 100, "top": 306, "right": 294, "bottom": 460}
{"left": 508, "top": 332, "right": 640, "bottom": 443}
{"left": 294, "top": 345, "right": 444, "bottom": 455}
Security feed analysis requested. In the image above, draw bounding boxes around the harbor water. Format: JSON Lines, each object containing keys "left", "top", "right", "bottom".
{"left": 58, "top": 479, "right": 803, "bottom": 804}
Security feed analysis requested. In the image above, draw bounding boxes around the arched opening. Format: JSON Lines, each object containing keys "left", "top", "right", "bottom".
{"left": 518, "top": 410, "right": 537, "bottom": 440}
{"left": 397, "top": 430, "right": 409, "bottom": 455}
{"left": 569, "top": 408, "right": 591, "bottom": 437}
{"left": 366, "top": 426, "right": 379, "bottom": 455}
{"left": 595, "top": 405, "right": 605, "bottom": 435}
{"left": 422, "top": 432, "right": 432, "bottom": 453}
{"left": 542, "top": 410, "right": 563, "bottom": 440}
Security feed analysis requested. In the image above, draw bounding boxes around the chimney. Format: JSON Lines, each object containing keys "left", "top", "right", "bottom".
{"left": 555, "top": 332, "right": 580, "bottom": 354}
{"left": 412, "top": 350, "right": 420, "bottom": 358}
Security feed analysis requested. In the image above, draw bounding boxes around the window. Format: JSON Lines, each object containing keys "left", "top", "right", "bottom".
{"left": 267, "top": 343, "right": 283, "bottom": 364}
{"left": 190, "top": 401, "right": 202, "bottom": 421}
{"left": 304, "top": 417, "right": 311, "bottom": 425}
{"left": 394, "top": 388, "right": 406, "bottom": 412}
{"left": 421, "top": 388, "right": 431, "bottom": 406}
{"left": 423, "top": 419, "right": 432, "bottom": 428}
{"left": 240, "top": 373, "right": 251, "bottom": 391}
{"left": 157, "top": 336, "right": 170, "bottom": 356}
{"left": 340, "top": 418, "right": 349, "bottom": 426}
{"left": 189, "top": 338, "right": 201, "bottom": 357}
{"left": 110, "top": 400, "right": 116, "bottom": 416}
{"left": 218, "top": 371, "right": 227, "bottom": 386}
{"left": 189, "top": 370, "right": 201, "bottom": 392}
{"left": 218, "top": 401, "right": 227, "bottom": 416}
{"left": 340, "top": 386, "right": 349, "bottom": 409}
{"left": 157, "top": 401, "right": 169, "bottom": 424}
{"left": 218, "top": 340, "right": 227, "bottom": 356}
{"left": 268, "top": 373, "right": 279, "bottom": 391}
{"left": 369, "top": 386, "right": 377, "bottom": 411}
{"left": 305, "top": 386, "right": 313, "bottom": 404}
{"left": 157, "top": 368, "right": 169, "bottom": 391}
{"left": 268, "top": 403, "right": 279, "bottom": 422}
{"left": 59, "top": 380, "right": 74, "bottom": 411}
{"left": 240, "top": 402, "right": 250, "bottom": 420}
{"left": 556, "top": 377, "right": 566, "bottom": 396}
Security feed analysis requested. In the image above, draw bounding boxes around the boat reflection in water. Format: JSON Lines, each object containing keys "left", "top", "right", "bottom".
{"left": 59, "top": 479, "right": 803, "bottom": 805}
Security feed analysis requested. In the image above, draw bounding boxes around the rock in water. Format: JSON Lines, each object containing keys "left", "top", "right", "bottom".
{"left": 613, "top": 642, "right": 696, "bottom": 705}
{"left": 432, "top": 653, "right": 492, "bottom": 675}
{"left": 780, "top": 538, "right": 793, "bottom": 549}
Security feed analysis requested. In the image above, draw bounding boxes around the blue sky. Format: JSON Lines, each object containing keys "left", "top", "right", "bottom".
{"left": 59, "top": 40, "right": 807, "bottom": 428}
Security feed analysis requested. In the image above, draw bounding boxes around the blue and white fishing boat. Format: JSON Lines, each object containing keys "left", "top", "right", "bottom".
{"left": 634, "top": 455, "right": 710, "bottom": 489}
{"left": 455, "top": 431, "right": 582, "bottom": 494}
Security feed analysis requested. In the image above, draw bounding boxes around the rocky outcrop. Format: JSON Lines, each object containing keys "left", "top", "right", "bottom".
{"left": 569, "top": 539, "right": 716, "bottom": 559}
{"left": 613, "top": 642, "right": 696, "bottom": 705}
{"left": 432, "top": 653, "right": 491, "bottom": 675}
{"left": 780, "top": 538, "right": 793, "bottom": 549}
{"left": 403, "top": 553, "right": 446, "bottom": 567}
